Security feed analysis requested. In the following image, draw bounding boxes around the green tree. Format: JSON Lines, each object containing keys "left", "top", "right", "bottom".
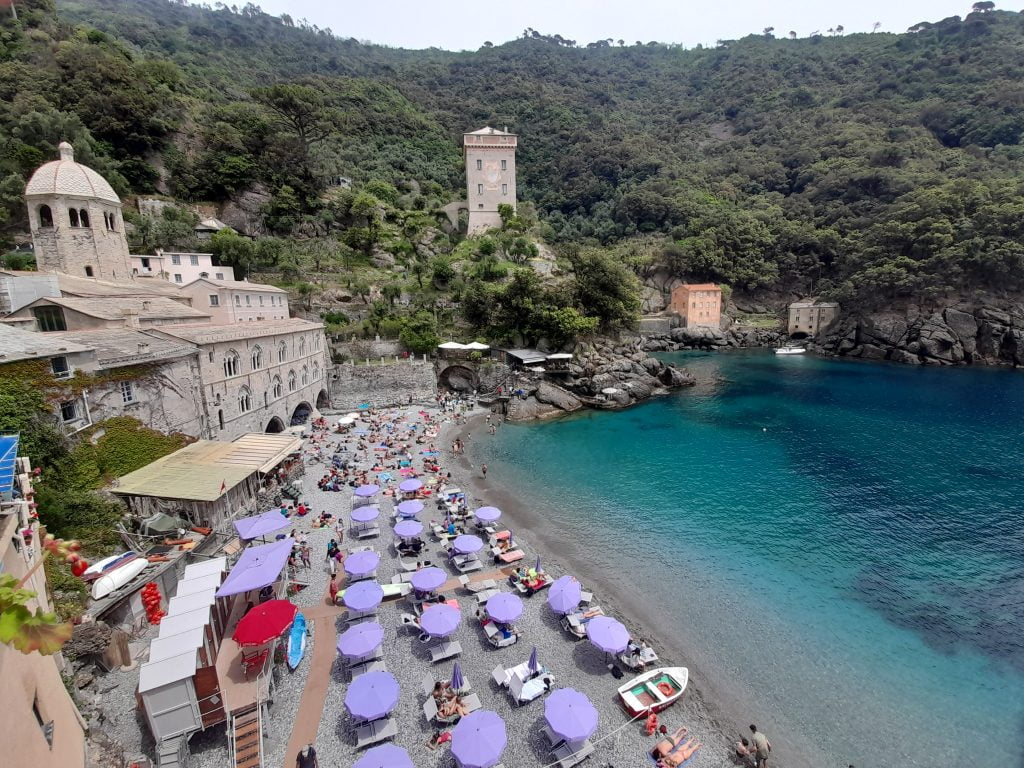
{"left": 568, "top": 248, "right": 642, "bottom": 331}
{"left": 399, "top": 311, "right": 440, "bottom": 354}
{"left": 210, "top": 228, "right": 256, "bottom": 278}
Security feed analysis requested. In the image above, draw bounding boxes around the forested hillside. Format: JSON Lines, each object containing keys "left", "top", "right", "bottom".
{"left": 3, "top": 0, "right": 1024, "bottom": 307}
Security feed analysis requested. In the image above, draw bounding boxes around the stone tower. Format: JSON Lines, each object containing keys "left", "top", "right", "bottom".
{"left": 24, "top": 142, "right": 132, "bottom": 281}
{"left": 464, "top": 126, "right": 517, "bottom": 234}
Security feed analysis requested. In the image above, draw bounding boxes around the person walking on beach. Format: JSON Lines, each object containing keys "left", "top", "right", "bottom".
{"left": 749, "top": 725, "right": 771, "bottom": 768}
{"left": 328, "top": 576, "right": 339, "bottom": 606}
{"left": 481, "top": 463, "right": 488, "bottom": 479}
{"left": 296, "top": 743, "right": 318, "bottom": 768}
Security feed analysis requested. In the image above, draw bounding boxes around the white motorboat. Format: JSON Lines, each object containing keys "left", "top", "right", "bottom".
{"left": 81, "top": 551, "right": 138, "bottom": 582}
{"left": 774, "top": 345, "right": 806, "bottom": 355}
{"left": 617, "top": 666, "right": 689, "bottom": 717}
{"left": 91, "top": 558, "right": 150, "bottom": 600}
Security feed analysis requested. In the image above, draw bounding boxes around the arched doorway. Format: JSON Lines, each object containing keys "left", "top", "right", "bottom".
{"left": 790, "top": 331, "right": 810, "bottom": 340}
{"left": 438, "top": 365, "right": 478, "bottom": 393}
{"left": 265, "top": 416, "right": 285, "bottom": 433}
{"left": 290, "top": 401, "right": 312, "bottom": 426}
{"left": 316, "top": 388, "right": 330, "bottom": 410}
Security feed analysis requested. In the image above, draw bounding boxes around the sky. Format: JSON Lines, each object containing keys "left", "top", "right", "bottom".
{"left": 251, "top": 0, "right": 1018, "bottom": 51}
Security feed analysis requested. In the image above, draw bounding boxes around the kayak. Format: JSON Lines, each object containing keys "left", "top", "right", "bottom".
{"left": 91, "top": 558, "right": 150, "bottom": 600}
{"left": 287, "top": 611, "right": 307, "bottom": 670}
{"left": 81, "top": 551, "right": 138, "bottom": 582}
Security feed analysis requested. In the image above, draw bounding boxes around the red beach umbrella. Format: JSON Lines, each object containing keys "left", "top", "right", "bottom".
{"left": 232, "top": 600, "right": 297, "bottom": 646}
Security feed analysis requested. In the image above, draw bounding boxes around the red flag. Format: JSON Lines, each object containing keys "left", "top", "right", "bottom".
{"left": 219, "top": 479, "right": 227, "bottom": 494}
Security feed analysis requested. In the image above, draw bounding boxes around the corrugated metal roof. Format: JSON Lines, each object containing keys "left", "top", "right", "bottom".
{"left": 166, "top": 588, "right": 217, "bottom": 615}
{"left": 157, "top": 606, "right": 212, "bottom": 638}
{"left": 174, "top": 573, "right": 222, "bottom": 597}
{"left": 148, "top": 626, "right": 205, "bottom": 664}
{"left": 138, "top": 650, "right": 198, "bottom": 693}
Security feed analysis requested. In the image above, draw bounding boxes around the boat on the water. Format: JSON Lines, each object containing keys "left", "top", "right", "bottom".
{"left": 774, "top": 345, "right": 806, "bottom": 355}
{"left": 91, "top": 558, "right": 150, "bottom": 600}
{"left": 617, "top": 666, "right": 689, "bottom": 717}
{"left": 287, "top": 611, "right": 307, "bottom": 670}
{"left": 81, "top": 551, "right": 138, "bottom": 582}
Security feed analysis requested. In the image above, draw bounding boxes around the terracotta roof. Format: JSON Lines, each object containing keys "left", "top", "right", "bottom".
{"left": 24, "top": 142, "right": 120, "bottom": 204}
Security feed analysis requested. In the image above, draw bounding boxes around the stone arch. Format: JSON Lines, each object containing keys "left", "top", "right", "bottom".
{"left": 265, "top": 416, "right": 285, "bottom": 433}
{"left": 789, "top": 331, "right": 810, "bottom": 340}
{"left": 38, "top": 204, "right": 53, "bottom": 228}
{"left": 316, "top": 388, "right": 330, "bottom": 410}
{"left": 438, "top": 365, "right": 478, "bottom": 393}
{"left": 78, "top": 208, "right": 90, "bottom": 228}
{"left": 290, "top": 401, "right": 312, "bottom": 426}
{"left": 68, "top": 208, "right": 79, "bottom": 227}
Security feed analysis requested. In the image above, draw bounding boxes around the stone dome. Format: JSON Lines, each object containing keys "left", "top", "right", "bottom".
{"left": 24, "top": 142, "right": 120, "bottom": 204}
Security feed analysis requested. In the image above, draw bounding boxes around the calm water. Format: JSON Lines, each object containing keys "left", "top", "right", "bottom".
{"left": 471, "top": 351, "right": 1024, "bottom": 768}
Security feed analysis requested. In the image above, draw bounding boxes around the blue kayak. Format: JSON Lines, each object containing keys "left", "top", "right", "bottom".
{"left": 287, "top": 611, "right": 307, "bottom": 670}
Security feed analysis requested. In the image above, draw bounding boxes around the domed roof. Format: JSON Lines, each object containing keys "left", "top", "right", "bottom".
{"left": 24, "top": 142, "right": 120, "bottom": 204}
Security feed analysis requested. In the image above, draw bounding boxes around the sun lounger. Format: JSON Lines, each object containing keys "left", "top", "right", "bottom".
{"left": 348, "top": 658, "right": 386, "bottom": 679}
{"left": 343, "top": 647, "right": 383, "bottom": 668}
{"left": 456, "top": 558, "right": 483, "bottom": 574}
{"left": 484, "top": 621, "right": 518, "bottom": 648}
{"left": 474, "top": 588, "right": 501, "bottom": 605}
{"left": 429, "top": 639, "right": 462, "bottom": 663}
{"left": 580, "top": 590, "right": 593, "bottom": 605}
{"left": 460, "top": 577, "right": 498, "bottom": 593}
{"left": 461, "top": 692, "right": 482, "bottom": 713}
{"left": 354, "top": 717, "right": 397, "bottom": 749}
{"left": 391, "top": 572, "right": 415, "bottom": 584}
{"left": 492, "top": 664, "right": 510, "bottom": 687}
{"left": 552, "top": 739, "right": 595, "bottom": 768}
{"left": 399, "top": 557, "right": 420, "bottom": 572}
{"left": 542, "top": 724, "right": 564, "bottom": 749}
{"left": 509, "top": 669, "right": 554, "bottom": 705}
{"left": 560, "top": 607, "right": 604, "bottom": 639}
{"left": 355, "top": 525, "right": 380, "bottom": 539}
{"left": 514, "top": 576, "right": 552, "bottom": 594}
{"left": 497, "top": 550, "right": 525, "bottom": 564}
{"left": 422, "top": 696, "right": 459, "bottom": 725}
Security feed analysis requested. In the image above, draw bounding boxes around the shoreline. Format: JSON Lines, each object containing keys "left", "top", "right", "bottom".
{"left": 441, "top": 410, "right": 812, "bottom": 768}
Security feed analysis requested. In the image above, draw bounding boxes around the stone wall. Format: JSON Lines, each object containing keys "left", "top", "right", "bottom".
{"left": 638, "top": 316, "right": 675, "bottom": 335}
{"left": 330, "top": 360, "right": 437, "bottom": 410}
{"left": 332, "top": 338, "right": 404, "bottom": 360}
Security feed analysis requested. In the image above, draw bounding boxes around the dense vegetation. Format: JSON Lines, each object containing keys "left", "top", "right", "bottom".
{"left": 2, "top": 0, "right": 1024, "bottom": 314}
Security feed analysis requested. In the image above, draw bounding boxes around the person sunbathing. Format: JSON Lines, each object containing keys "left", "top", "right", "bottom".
{"left": 658, "top": 739, "right": 701, "bottom": 767}
{"left": 431, "top": 681, "right": 453, "bottom": 701}
{"left": 652, "top": 728, "right": 688, "bottom": 759}
{"left": 438, "top": 697, "right": 469, "bottom": 719}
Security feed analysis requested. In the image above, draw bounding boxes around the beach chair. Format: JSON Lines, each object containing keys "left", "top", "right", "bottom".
{"left": 552, "top": 740, "right": 595, "bottom": 768}
{"left": 491, "top": 664, "right": 510, "bottom": 688}
{"left": 485, "top": 622, "right": 519, "bottom": 648}
{"left": 456, "top": 558, "right": 483, "bottom": 574}
{"left": 461, "top": 692, "right": 482, "bottom": 713}
{"left": 354, "top": 717, "right": 397, "bottom": 749}
{"left": 420, "top": 671, "right": 437, "bottom": 697}
{"left": 355, "top": 525, "right": 380, "bottom": 539}
{"left": 542, "top": 724, "right": 564, "bottom": 749}
{"left": 580, "top": 590, "right": 594, "bottom": 605}
{"left": 399, "top": 556, "right": 420, "bottom": 572}
{"left": 461, "top": 577, "right": 498, "bottom": 594}
{"left": 509, "top": 669, "right": 554, "bottom": 706}
{"left": 497, "top": 550, "right": 525, "bottom": 564}
{"left": 422, "top": 696, "right": 459, "bottom": 725}
{"left": 474, "top": 588, "right": 501, "bottom": 605}
{"left": 348, "top": 658, "right": 386, "bottom": 680}
{"left": 429, "top": 639, "right": 462, "bottom": 663}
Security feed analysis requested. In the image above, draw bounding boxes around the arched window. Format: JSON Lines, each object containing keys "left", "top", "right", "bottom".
{"left": 301, "top": 365, "right": 309, "bottom": 386}
{"left": 251, "top": 345, "right": 262, "bottom": 370}
{"left": 272, "top": 376, "right": 282, "bottom": 399}
{"left": 223, "top": 349, "right": 240, "bottom": 378}
{"left": 69, "top": 208, "right": 79, "bottom": 227}
{"left": 38, "top": 205, "right": 53, "bottom": 228}
{"left": 278, "top": 342, "right": 287, "bottom": 362}
{"left": 78, "top": 209, "right": 89, "bottom": 228}
{"left": 298, "top": 336, "right": 306, "bottom": 356}
{"left": 109, "top": 212, "right": 117, "bottom": 231}
{"left": 238, "top": 386, "right": 252, "bottom": 413}
{"left": 288, "top": 370, "right": 297, "bottom": 392}
{"left": 200, "top": 271, "right": 209, "bottom": 279}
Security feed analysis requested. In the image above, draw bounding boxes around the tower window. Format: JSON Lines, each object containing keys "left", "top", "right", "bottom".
{"left": 59, "top": 401, "right": 78, "bottom": 423}
{"left": 120, "top": 381, "right": 135, "bottom": 404}
{"left": 84, "top": 266, "right": 94, "bottom": 277}
{"left": 69, "top": 208, "right": 79, "bottom": 227}
{"left": 38, "top": 205, "right": 53, "bottom": 228}
{"left": 477, "top": 184, "right": 483, "bottom": 195}
{"left": 502, "top": 184, "right": 508, "bottom": 195}
{"left": 476, "top": 159, "right": 482, "bottom": 170}
{"left": 79, "top": 209, "right": 89, "bottom": 227}
{"left": 501, "top": 159, "right": 507, "bottom": 170}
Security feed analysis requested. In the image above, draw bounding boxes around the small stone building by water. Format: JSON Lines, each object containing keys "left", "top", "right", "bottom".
{"left": 788, "top": 300, "right": 840, "bottom": 337}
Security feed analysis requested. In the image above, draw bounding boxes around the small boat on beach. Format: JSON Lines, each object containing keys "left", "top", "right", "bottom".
{"left": 774, "top": 345, "right": 806, "bottom": 355}
{"left": 81, "top": 551, "right": 138, "bottom": 582}
{"left": 287, "top": 611, "right": 307, "bottom": 670}
{"left": 90, "top": 558, "right": 150, "bottom": 600}
{"left": 617, "top": 666, "right": 689, "bottom": 717}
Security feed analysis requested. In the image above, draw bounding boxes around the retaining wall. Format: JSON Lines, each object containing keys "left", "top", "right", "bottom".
{"left": 330, "top": 360, "right": 437, "bottom": 410}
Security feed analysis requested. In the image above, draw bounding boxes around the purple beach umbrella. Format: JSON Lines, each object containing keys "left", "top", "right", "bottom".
{"left": 585, "top": 616, "right": 630, "bottom": 654}
{"left": 419, "top": 603, "right": 461, "bottom": 638}
{"left": 343, "top": 580, "right": 384, "bottom": 612}
{"left": 485, "top": 592, "right": 523, "bottom": 624}
{"left": 352, "top": 745, "right": 414, "bottom": 768}
{"left": 344, "top": 670, "right": 399, "bottom": 722}
{"left": 394, "top": 519, "right": 423, "bottom": 539}
{"left": 344, "top": 550, "right": 380, "bottom": 577}
{"left": 453, "top": 534, "right": 484, "bottom": 555}
{"left": 410, "top": 567, "right": 447, "bottom": 593}
{"left": 451, "top": 661, "right": 465, "bottom": 691}
{"left": 399, "top": 478, "right": 423, "bottom": 493}
{"left": 351, "top": 505, "right": 381, "bottom": 523}
{"left": 534, "top": 555, "right": 542, "bottom": 572}
{"left": 528, "top": 645, "right": 540, "bottom": 674}
{"left": 396, "top": 500, "right": 424, "bottom": 518}
{"left": 354, "top": 484, "right": 380, "bottom": 498}
{"left": 547, "top": 575, "right": 583, "bottom": 615}
{"left": 336, "top": 621, "right": 384, "bottom": 659}
{"left": 451, "top": 710, "right": 507, "bottom": 768}
{"left": 474, "top": 506, "right": 502, "bottom": 523}
{"left": 544, "top": 688, "right": 599, "bottom": 744}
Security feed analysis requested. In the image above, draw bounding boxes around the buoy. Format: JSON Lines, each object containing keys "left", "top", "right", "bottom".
{"left": 657, "top": 681, "right": 674, "bottom": 696}
{"left": 645, "top": 712, "right": 659, "bottom": 735}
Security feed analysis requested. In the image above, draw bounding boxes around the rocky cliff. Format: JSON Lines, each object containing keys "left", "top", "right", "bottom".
{"left": 640, "top": 324, "right": 784, "bottom": 352}
{"left": 812, "top": 301, "right": 1024, "bottom": 367}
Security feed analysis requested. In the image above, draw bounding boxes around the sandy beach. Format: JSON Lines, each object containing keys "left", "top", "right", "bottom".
{"left": 444, "top": 409, "right": 801, "bottom": 768}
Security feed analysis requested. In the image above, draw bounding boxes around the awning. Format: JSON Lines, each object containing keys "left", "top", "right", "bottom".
{"left": 215, "top": 538, "right": 292, "bottom": 598}
{"left": 465, "top": 342, "right": 490, "bottom": 350}
{"left": 234, "top": 509, "right": 290, "bottom": 540}
{"left": 438, "top": 341, "right": 467, "bottom": 350}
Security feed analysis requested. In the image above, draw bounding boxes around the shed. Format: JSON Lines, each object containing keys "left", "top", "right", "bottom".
{"left": 138, "top": 649, "right": 202, "bottom": 742}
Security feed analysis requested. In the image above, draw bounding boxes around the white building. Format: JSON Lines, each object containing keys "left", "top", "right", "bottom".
{"left": 149, "top": 319, "right": 331, "bottom": 438}
{"left": 131, "top": 251, "right": 235, "bottom": 284}
{"left": 176, "top": 278, "right": 289, "bottom": 324}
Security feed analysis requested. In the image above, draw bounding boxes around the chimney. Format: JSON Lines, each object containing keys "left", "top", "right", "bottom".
{"left": 122, "top": 309, "right": 140, "bottom": 329}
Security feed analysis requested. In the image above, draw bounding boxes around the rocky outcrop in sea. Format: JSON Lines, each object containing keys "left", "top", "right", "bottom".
{"left": 812, "top": 301, "right": 1024, "bottom": 367}
{"left": 640, "top": 324, "right": 784, "bottom": 352}
{"left": 505, "top": 337, "right": 695, "bottom": 421}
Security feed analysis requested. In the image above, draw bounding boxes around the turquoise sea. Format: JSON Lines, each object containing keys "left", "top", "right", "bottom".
{"left": 469, "top": 350, "right": 1024, "bottom": 768}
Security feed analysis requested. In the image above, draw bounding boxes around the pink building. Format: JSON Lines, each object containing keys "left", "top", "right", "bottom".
{"left": 670, "top": 283, "right": 722, "bottom": 328}
{"left": 176, "top": 278, "right": 289, "bottom": 324}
